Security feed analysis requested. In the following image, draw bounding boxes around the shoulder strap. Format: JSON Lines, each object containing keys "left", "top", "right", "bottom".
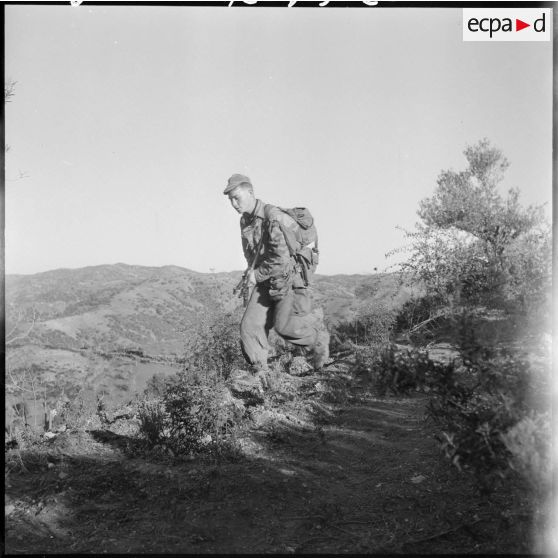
{"left": 249, "top": 230, "right": 266, "bottom": 271}
{"left": 263, "top": 203, "right": 280, "bottom": 221}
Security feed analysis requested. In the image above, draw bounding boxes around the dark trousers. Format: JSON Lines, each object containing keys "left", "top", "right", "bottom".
{"left": 240, "top": 282, "right": 321, "bottom": 370}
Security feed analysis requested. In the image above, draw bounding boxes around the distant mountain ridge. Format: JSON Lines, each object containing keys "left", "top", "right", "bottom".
{"left": 7, "top": 263, "right": 415, "bottom": 355}
{"left": 7, "top": 264, "right": 242, "bottom": 354}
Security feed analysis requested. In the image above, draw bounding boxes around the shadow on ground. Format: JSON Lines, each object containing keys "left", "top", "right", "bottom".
{"left": 5, "top": 379, "right": 537, "bottom": 554}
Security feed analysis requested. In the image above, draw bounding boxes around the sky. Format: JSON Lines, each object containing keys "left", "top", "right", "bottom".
{"left": 5, "top": 4, "right": 553, "bottom": 276}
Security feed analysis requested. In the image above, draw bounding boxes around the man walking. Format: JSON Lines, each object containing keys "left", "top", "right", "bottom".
{"left": 224, "top": 173, "right": 329, "bottom": 387}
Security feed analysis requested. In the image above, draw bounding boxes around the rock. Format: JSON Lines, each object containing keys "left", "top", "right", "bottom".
{"left": 288, "top": 356, "right": 313, "bottom": 377}
{"left": 226, "top": 369, "right": 265, "bottom": 406}
{"left": 58, "top": 471, "right": 68, "bottom": 480}
{"left": 5, "top": 504, "right": 15, "bottom": 516}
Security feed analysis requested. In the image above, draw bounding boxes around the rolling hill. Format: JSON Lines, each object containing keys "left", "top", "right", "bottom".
{"left": 6, "top": 263, "right": 417, "bottom": 407}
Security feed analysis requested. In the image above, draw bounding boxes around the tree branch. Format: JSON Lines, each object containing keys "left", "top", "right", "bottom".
{"left": 408, "top": 309, "right": 450, "bottom": 334}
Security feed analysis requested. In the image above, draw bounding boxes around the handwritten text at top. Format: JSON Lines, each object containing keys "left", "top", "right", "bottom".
{"left": 229, "top": 1, "right": 379, "bottom": 6}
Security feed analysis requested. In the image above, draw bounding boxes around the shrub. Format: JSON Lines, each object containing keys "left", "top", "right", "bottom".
{"left": 135, "top": 306, "right": 249, "bottom": 458}
{"left": 429, "top": 390, "right": 518, "bottom": 492}
{"left": 426, "top": 351, "right": 548, "bottom": 493}
{"left": 370, "top": 344, "right": 440, "bottom": 396}
{"left": 183, "top": 308, "right": 245, "bottom": 379}
{"left": 137, "top": 399, "right": 167, "bottom": 446}
{"left": 138, "top": 370, "right": 243, "bottom": 457}
{"left": 165, "top": 371, "right": 243, "bottom": 455}
{"left": 331, "top": 301, "right": 395, "bottom": 347}
{"left": 500, "top": 225, "right": 552, "bottom": 316}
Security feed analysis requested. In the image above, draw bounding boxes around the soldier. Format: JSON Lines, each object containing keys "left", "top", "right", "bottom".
{"left": 224, "top": 173, "right": 330, "bottom": 388}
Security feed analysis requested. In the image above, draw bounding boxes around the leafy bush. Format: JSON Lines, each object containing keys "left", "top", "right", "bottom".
{"left": 183, "top": 308, "right": 245, "bottom": 379}
{"left": 426, "top": 351, "right": 548, "bottom": 494}
{"left": 370, "top": 344, "right": 440, "bottom": 396}
{"left": 137, "top": 399, "right": 167, "bottom": 446}
{"left": 331, "top": 301, "right": 395, "bottom": 347}
{"left": 500, "top": 226, "right": 552, "bottom": 316}
{"left": 136, "top": 306, "right": 249, "bottom": 458}
{"left": 138, "top": 370, "right": 243, "bottom": 457}
{"left": 164, "top": 371, "right": 241, "bottom": 455}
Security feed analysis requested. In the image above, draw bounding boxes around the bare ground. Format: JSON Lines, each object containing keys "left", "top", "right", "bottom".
{"left": 4, "top": 361, "right": 539, "bottom": 555}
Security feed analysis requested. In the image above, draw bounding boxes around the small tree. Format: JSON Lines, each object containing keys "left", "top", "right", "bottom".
{"left": 183, "top": 307, "right": 245, "bottom": 379}
{"left": 394, "top": 139, "right": 550, "bottom": 316}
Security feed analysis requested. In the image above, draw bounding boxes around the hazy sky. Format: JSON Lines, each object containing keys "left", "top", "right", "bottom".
{"left": 5, "top": 5, "right": 553, "bottom": 276}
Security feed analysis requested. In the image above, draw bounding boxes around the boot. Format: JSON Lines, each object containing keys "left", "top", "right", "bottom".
{"left": 312, "top": 329, "right": 330, "bottom": 371}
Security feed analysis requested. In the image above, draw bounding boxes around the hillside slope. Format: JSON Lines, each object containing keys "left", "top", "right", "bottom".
{"left": 6, "top": 264, "right": 416, "bottom": 407}
{"left": 7, "top": 264, "right": 241, "bottom": 355}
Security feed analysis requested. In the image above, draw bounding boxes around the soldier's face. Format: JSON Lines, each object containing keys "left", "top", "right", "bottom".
{"left": 228, "top": 187, "right": 255, "bottom": 215}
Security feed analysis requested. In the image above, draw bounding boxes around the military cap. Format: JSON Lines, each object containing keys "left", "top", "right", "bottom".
{"left": 223, "top": 173, "right": 252, "bottom": 195}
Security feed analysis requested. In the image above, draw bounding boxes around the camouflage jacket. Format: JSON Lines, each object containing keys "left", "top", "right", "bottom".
{"left": 240, "top": 199, "right": 298, "bottom": 284}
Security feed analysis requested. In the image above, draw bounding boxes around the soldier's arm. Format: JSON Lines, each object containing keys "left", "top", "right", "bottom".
{"left": 254, "top": 212, "right": 293, "bottom": 283}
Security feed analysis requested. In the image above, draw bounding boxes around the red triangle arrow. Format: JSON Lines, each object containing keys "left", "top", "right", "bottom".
{"left": 516, "top": 19, "right": 530, "bottom": 31}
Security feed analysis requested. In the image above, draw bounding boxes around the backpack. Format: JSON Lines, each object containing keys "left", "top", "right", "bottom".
{"left": 264, "top": 205, "right": 319, "bottom": 286}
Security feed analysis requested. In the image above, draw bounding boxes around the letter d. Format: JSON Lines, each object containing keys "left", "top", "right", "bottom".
{"left": 534, "top": 13, "right": 546, "bottom": 32}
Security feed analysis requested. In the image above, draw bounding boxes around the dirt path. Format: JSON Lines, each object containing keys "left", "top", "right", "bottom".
{"left": 5, "top": 363, "right": 534, "bottom": 554}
